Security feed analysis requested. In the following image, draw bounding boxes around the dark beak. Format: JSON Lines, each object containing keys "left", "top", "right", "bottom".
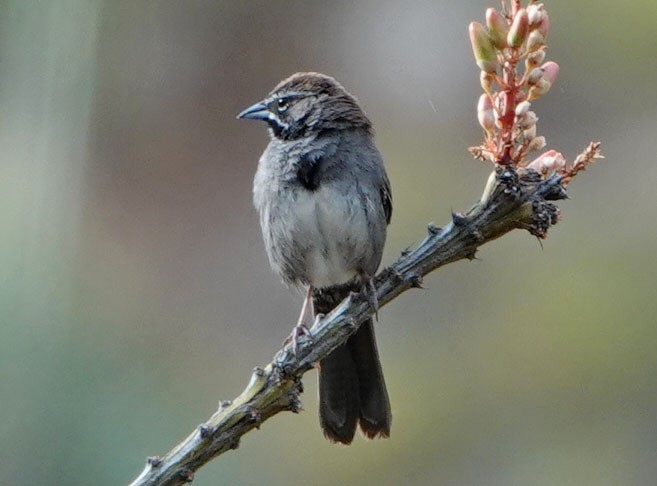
{"left": 237, "top": 101, "right": 270, "bottom": 120}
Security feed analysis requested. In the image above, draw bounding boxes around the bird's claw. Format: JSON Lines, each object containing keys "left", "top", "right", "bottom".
{"left": 285, "top": 323, "right": 312, "bottom": 356}
{"left": 362, "top": 276, "right": 379, "bottom": 320}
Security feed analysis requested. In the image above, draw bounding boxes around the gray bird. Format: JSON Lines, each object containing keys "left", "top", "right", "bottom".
{"left": 238, "top": 72, "right": 392, "bottom": 444}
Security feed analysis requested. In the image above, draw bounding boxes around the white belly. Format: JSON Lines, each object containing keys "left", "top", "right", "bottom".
{"left": 289, "top": 184, "right": 367, "bottom": 288}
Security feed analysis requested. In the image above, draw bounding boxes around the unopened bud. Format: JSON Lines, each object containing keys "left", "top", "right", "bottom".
{"left": 528, "top": 79, "right": 551, "bottom": 100}
{"left": 469, "top": 21, "right": 498, "bottom": 73}
{"left": 477, "top": 94, "right": 495, "bottom": 133}
{"left": 517, "top": 110, "right": 538, "bottom": 129}
{"left": 527, "top": 67, "right": 543, "bottom": 86}
{"left": 526, "top": 135, "right": 546, "bottom": 152}
{"left": 526, "top": 31, "right": 545, "bottom": 52}
{"left": 515, "top": 101, "right": 531, "bottom": 117}
{"left": 523, "top": 124, "right": 537, "bottom": 140}
{"left": 480, "top": 71, "right": 495, "bottom": 94}
{"left": 527, "top": 4, "right": 546, "bottom": 27}
{"left": 527, "top": 62, "right": 559, "bottom": 101}
{"left": 537, "top": 13, "right": 550, "bottom": 39}
{"left": 527, "top": 149, "right": 567, "bottom": 175}
{"left": 507, "top": 8, "right": 529, "bottom": 48}
{"left": 540, "top": 61, "right": 560, "bottom": 85}
{"left": 525, "top": 49, "right": 546, "bottom": 69}
{"left": 486, "top": 8, "right": 508, "bottom": 49}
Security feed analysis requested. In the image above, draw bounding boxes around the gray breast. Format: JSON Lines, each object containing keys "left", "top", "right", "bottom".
{"left": 253, "top": 132, "right": 388, "bottom": 289}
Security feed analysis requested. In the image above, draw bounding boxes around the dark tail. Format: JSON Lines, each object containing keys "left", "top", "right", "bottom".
{"left": 314, "top": 287, "right": 391, "bottom": 444}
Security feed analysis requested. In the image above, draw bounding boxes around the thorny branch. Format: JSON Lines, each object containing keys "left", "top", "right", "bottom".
{"left": 129, "top": 147, "right": 601, "bottom": 486}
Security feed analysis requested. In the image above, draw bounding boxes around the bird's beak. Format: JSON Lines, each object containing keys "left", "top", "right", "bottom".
{"left": 237, "top": 101, "right": 270, "bottom": 120}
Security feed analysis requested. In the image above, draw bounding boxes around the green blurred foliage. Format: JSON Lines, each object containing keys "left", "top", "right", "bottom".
{"left": 2, "top": 1, "right": 657, "bottom": 485}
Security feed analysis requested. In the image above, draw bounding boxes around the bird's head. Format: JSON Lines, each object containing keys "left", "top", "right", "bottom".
{"left": 237, "top": 72, "right": 371, "bottom": 141}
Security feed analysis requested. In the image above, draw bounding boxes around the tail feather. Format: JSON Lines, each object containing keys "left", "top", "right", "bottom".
{"left": 318, "top": 343, "right": 360, "bottom": 444}
{"left": 348, "top": 318, "right": 391, "bottom": 439}
{"left": 314, "top": 286, "right": 391, "bottom": 443}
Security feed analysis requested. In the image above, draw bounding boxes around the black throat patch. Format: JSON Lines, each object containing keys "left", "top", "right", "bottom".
{"left": 296, "top": 153, "right": 323, "bottom": 191}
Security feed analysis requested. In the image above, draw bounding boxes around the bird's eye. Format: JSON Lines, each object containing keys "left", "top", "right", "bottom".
{"left": 276, "top": 98, "right": 289, "bottom": 112}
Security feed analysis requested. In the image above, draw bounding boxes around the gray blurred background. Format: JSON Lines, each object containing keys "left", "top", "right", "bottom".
{"left": 2, "top": 1, "right": 656, "bottom": 485}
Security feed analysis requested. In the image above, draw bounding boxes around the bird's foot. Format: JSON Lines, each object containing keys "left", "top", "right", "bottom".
{"left": 284, "top": 323, "right": 312, "bottom": 356}
{"left": 283, "top": 285, "right": 316, "bottom": 356}
{"left": 361, "top": 275, "right": 379, "bottom": 320}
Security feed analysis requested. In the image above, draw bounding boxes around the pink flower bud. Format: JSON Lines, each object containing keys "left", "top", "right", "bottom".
{"left": 527, "top": 4, "right": 546, "bottom": 27}
{"left": 527, "top": 67, "right": 543, "bottom": 86}
{"left": 477, "top": 94, "right": 495, "bottom": 133}
{"left": 523, "top": 124, "right": 537, "bottom": 140}
{"left": 517, "top": 110, "right": 538, "bottom": 129}
{"left": 515, "top": 101, "right": 531, "bottom": 117}
{"left": 507, "top": 8, "right": 529, "bottom": 48}
{"left": 486, "top": 8, "right": 508, "bottom": 49}
{"left": 525, "top": 49, "right": 546, "bottom": 69}
{"left": 527, "top": 149, "right": 566, "bottom": 175}
{"left": 528, "top": 79, "right": 552, "bottom": 100}
{"left": 526, "top": 31, "right": 545, "bottom": 52}
{"left": 540, "top": 61, "right": 560, "bottom": 85}
{"left": 469, "top": 21, "right": 498, "bottom": 73}
{"left": 526, "top": 136, "right": 547, "bottom": 153}
{"left": 480, "top": 71, "right": 495, "bottom": 94}
{"left": 537, "top": 13, "right": 550, "bottom": 38}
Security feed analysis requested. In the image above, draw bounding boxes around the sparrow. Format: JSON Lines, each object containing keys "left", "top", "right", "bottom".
{"left": 238, "top": 72, "right": 392, "bottom": 444}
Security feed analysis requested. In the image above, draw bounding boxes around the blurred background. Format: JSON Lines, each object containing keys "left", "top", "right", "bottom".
{"left": 2, "top": 1, "right": 656, "bottom": 484}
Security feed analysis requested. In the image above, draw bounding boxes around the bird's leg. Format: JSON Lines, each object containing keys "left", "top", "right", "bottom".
{"left": 285, "top": 285, "right": 314, "bottom": 355}
{"left": 360, "top": 274, "right": 379, "bottom": 320}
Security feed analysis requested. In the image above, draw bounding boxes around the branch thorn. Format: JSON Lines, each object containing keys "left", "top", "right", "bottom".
{"left": 451, "top": 211, "right": 469, "bottom": 226}
{"left": 408, "top": 273, "right": 424, "bottom": 288}
{"left": 178, "top": 468, "right": 194, "bottom": 483}
{"left": 198, "top": 424, "right": 214, "bottom": 439}
{"left": 147, "top": 456, "right": 162, "bottom": 468}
